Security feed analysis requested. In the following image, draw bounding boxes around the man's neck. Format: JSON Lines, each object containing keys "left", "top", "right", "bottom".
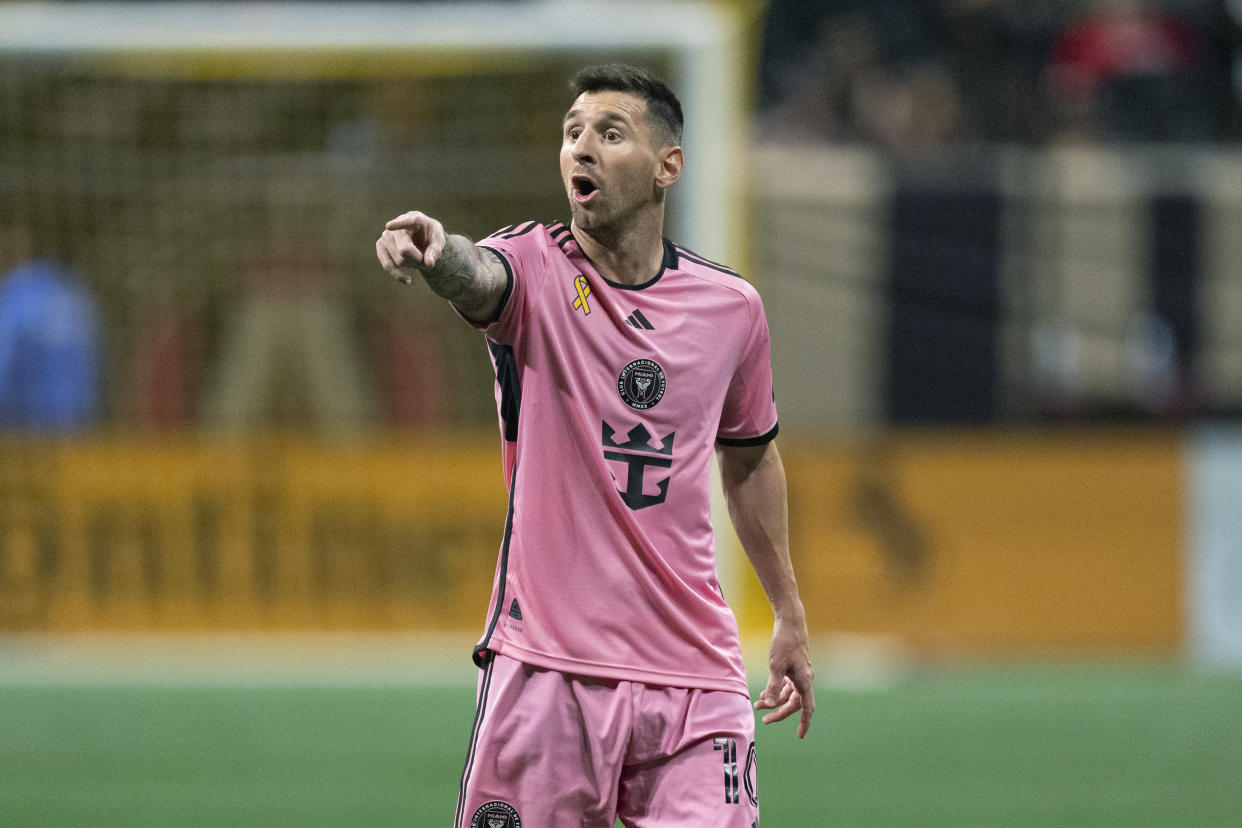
{"left": 571, "top": 213, "right": 666, "bottom": 286}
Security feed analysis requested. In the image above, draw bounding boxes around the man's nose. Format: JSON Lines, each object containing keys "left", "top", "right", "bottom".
{"left": 573, "top": 133, "right": 597, "bottom": 163}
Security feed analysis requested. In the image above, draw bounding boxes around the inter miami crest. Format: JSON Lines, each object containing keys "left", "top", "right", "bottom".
{"left": 618, "top": 358, "right": 666, "bottom": 410}
{"left": 471, "top": 801, "right": 521, "bottom": 828}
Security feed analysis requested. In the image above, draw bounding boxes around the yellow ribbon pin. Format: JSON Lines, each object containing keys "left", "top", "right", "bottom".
{"left": 572, "top": 274, "right": 592, "bottom": 316}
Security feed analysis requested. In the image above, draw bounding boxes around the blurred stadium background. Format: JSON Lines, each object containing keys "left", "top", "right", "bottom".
{"left": 1, "top": 0, "right": 1241, "bottom": 825}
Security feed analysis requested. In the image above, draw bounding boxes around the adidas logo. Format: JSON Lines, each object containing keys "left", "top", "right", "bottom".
{"left": 508, "top": 599, "right": 523, "bottom": 621}
{"left": 624, "top": 309, "right": 654, "bottom": 330}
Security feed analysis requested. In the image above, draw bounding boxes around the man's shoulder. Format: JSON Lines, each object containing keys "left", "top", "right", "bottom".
{"left": 664, "top": 240, "right": 761, "bottom": 304}
{"left": 666, "top": 241, "right": 742, "bottom": 280}
{"left": 476, "top": 222, "right": 575, "bottom": 286}
{"left": 480, "top": 220, "right": 571, "bottom": 251}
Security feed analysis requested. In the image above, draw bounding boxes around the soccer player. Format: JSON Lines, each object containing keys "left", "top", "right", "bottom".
{"left": 375, "top": 63, "right": 813, "bottom": 828}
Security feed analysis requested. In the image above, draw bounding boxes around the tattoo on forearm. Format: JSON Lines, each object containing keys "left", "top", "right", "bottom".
{"left": 420, "top": 237, "right": 501, "bottom": 316}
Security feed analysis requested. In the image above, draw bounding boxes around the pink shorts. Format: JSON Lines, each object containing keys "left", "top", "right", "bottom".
{"left": 456, "top": 654, "right": 759, "bottom": 827}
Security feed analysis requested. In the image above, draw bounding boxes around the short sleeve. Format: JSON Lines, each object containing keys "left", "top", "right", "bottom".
{"left": 716, "top": 291, "right": 779, "bottom": 446}
{"left": 466, "top": 221, "right": 548, "bottom": 343}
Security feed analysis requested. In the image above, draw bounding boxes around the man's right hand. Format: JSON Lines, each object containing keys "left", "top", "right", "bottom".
{"left": 375, "top": 211, "right": 448, "bottom": 285}
{"left": 375, "top": 211, "right": 509, "bottom": 323}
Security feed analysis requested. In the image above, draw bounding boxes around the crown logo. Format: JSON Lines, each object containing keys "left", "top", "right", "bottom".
{"left": 602, "top": 422, "right": 675, "bottom": 456}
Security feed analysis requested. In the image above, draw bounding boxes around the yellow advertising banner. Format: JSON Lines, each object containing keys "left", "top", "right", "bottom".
{"left": 737, "top": 431, "right": 1185, "bottom": 653}
{"left": 1, "top": 431, "right": 1185, "bottom": 654}
{"left": 0, "top": 434, "right": 508, "bottom": 632}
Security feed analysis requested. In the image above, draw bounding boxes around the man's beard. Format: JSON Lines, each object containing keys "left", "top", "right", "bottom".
{"left": 567, "top": 175, "right": 662, "bottom": 248}
{"left": 570, "top": 191, "right": 607, "bottom": 222}
{"left": 568, "top": 190, "right": 640, "bottom": 242}
{"left": 573, "top": 205, "right": 635, "bottom": 251}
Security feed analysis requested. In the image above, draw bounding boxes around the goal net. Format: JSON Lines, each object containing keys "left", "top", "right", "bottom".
{"left": 0, "top": 0, "right": 748, "bottom": 429}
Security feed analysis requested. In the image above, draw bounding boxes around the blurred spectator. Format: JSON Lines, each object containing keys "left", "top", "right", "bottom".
{"left": 1044, "top": 0, "right": 1215, "bottom": 141}
{"left": 127, "top": 287, "right": 205, "bottom": 431}
{"left": 758, "top": 0, "right": 935, "bottom": 113}
{"left": 757, "top": 0, "right": 1235, "bottom": 146}
{"left": 758, "top": 6, "right": 967, "bottom": 153}
{"left": 203, "top": 242, "right": 377, "bottom": 435}
{"left": 0, "top": 233, "right": 101, "bottom": 432}
{"left": 853, "top": 60, "right": 965, "bottom": 151}
{"left": 1219, "top": 0, "right": 1242, "bottom": 131}
{"left": 758, "top": 10, "right": 887, "bottom": 143}
{"left": 934, "top": 0, "right": 1060, "bottom": 142}
{"left": 368, "top": 302, "right": 451, "bottom": 429}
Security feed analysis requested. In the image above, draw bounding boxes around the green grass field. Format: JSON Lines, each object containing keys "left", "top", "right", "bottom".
{"left": 2, "top": 663, "right": 1240, "bottom": 827}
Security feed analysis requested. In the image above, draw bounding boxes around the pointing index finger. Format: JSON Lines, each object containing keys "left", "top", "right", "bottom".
{"left": 385, "top": 211, "right": 425, "bottom": 231}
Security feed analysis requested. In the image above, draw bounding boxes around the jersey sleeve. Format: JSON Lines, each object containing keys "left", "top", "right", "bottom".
{"left": 716, "top": 290, "right": 779, "bottom": 446}
{"left": 469, "top": 222, "right": 549, "bottom": 344}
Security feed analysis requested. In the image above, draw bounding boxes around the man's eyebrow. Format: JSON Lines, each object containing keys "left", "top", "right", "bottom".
{"left": 562, "top": 108, "right": 632, "bottom": 128}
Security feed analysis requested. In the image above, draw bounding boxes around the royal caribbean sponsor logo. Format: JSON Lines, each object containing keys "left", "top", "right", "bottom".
{"left": 602, "top": 422, "right": 675, "bottom": 510}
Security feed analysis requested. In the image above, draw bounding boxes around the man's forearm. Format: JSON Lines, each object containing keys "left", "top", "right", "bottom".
{"left": 418, "top": 235, "right": 504, "bottom": 320}
{"left": 720, "top": 442, "right": 804, "bottom": 620}
{"left": 722, "top": 440, "right": 815, "bottom": 736}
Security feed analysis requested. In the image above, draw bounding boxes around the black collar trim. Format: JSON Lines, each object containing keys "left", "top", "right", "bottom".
{"left": 590, "top": 237, "right": 676, "bottom": 291}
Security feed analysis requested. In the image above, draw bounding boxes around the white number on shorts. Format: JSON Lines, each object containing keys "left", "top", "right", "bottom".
{"left": 713, "top": 737, "right": 739, "bottom": 804}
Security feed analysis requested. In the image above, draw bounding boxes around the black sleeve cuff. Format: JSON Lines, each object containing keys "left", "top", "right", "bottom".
{"left": 475, "top": 244, "right": 514, "bottom": 325}
{"left": 716, "top": 422, "right": 779, "bottom": 447}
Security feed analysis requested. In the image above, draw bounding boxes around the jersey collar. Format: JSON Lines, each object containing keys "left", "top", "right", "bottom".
{"left": 566, "top": 230, "right": 676, "bottom": 292}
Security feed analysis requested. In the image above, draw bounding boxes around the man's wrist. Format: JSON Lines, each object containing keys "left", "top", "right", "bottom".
{"left": 421, "top": 235, "right": 466, "bottom": 279}
{"left": 772, "top": 599, "right": 806, "bottom": 626}
{"left": 420, "top": 238, "right": 477, "bottom": 300}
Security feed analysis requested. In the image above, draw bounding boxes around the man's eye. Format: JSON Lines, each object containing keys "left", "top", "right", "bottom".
{"left": 605, "top": 131, "right": 621, "bottom": 141}
{"left": 567, "top": 128, "right": 581, "bottom": 140}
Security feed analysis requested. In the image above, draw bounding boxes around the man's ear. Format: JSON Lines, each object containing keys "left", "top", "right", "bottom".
{"left": 655, "top": 145, "right": 684, "bottom": 191}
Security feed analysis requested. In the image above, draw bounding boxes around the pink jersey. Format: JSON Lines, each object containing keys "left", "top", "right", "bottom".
{"left": 467, "top": 221, "right": 778, "bottom": 697}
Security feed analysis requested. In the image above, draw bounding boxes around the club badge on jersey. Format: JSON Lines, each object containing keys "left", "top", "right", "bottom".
{"left": 471, "top": 800, "right": 521, "bottom": 828}
{"left": 617, "top": 358, "right": 665, "bottom": 410}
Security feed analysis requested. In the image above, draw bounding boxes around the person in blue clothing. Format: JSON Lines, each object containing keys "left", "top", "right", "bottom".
{"left": 0, "top": 253, "right": 101, "bottom": 431}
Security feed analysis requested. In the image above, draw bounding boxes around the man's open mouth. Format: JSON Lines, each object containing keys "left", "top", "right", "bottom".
{"left": 571, "top": 175, "right": 599, "bottom": 202}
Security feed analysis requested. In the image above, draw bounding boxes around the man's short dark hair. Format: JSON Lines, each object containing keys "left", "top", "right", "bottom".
{"left": 569, "top": 64, "right": 684, "bottom": 147}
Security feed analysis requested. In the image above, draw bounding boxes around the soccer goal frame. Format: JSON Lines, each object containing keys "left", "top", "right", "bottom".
{"left": 0, "top": 0, "right": 760, "bottom": 630}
